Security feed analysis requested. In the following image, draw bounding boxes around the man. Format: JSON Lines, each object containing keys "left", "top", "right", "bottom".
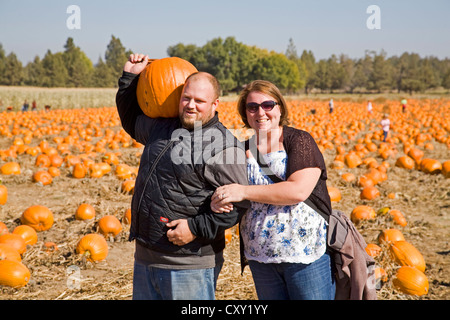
{"left": 116, "top": 53, "right": 249, "bottom": 300}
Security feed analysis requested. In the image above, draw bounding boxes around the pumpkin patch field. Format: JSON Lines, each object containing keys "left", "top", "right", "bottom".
{"left": 0, "top": 94, "right": 449, "bottom": 300}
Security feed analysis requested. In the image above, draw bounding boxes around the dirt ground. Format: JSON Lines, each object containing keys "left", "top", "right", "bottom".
{"left": 0, "top": 123, "right": 448, "bottom": 301}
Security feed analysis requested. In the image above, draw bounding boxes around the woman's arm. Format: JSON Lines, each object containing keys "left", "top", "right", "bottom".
{"left": 211, "top": 167, "right": 321, "bottom": 212}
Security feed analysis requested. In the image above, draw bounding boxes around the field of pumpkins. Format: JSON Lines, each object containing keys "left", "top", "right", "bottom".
{"left": 0, "top": 97, "right": 449, "bottom": 300}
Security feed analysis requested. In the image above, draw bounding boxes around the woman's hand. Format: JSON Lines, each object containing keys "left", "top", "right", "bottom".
{"left": 210, "top": 184, "right": 245, "bottom": 213}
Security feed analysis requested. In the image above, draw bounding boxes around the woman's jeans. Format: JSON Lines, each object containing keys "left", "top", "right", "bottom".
{"left": 132, "top": 260, "right": 223, "bottom": 300}
{"left": 248, "top": 252, "right": 336, "bottom": 300}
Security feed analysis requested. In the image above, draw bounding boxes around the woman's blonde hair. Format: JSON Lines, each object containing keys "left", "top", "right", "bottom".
{"left": 237, "top": 80, "right": 290, "bottom": 128}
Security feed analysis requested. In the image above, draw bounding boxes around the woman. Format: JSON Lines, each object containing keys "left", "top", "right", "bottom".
{"left": 211, "top": 80, "right": 335, "bottom": 300}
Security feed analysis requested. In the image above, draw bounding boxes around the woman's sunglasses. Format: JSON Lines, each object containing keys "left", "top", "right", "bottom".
{"left": 245, "top": 100, "right": 278, "bottom": 113}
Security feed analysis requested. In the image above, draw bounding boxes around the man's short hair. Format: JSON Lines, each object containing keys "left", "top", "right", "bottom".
{"left": 185, "top": 72, "right": 221, "bottom": 100}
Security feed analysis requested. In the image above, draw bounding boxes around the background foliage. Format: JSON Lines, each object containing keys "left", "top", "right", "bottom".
{"left": 1, "top": 36, "right": 449, "bottom": 93}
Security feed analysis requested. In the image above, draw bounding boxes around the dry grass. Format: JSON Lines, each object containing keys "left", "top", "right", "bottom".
{"left": 2, "top": 85, "right": 448, "bottom": 111}
{"left": 0, "top": 86, "right": 117, "bottom": 110}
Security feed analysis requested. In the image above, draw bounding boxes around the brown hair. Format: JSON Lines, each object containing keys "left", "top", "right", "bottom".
{"left": 185, "top": 71, "right": 221, "bottom": 101}
{"left": 237, "top": 80, "right": 290, "bottom": 128}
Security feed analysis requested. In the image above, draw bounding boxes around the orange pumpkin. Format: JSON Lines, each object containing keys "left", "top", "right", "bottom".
{"left": 0, "top": 222, "right": 8, "bottom": 236}
{"left": 344, "top": 152, "right": 362, "bottom": 168}
{"left": 0, "top": 243, "right": 22, "bottom": 262}
{"left": 72, "top": 163, "right": 86, "bottom": 179}
{"left": 389, "top": 209, "right": 407, "bottom": 227}
{"left": 97, "top": 162, "right": 112, "bottom": 175}
{"left": 364, "top": 168, "right": 384, "bottom": 185}
{"left": 12, "top": 225, "right": 38, "bottom": 246}
{"left": 0, "top": 185, "right": 7, "bottom": 205}
{"left": 89, "top": 163, "right": 105, "bottom": 178}
{"left": 0, "top": 234, "right": 27, "bottom": 255}
{"left": 76, "top": 233, "right": 108, "bottom": 262}
{"left": 0, "top": 162, "right": 21, "bottom": 175}
{"left": 378, "top": 228, "right": 405, "bottom": 244}
{"left": 407, "top": 148, "right": 424, "bottom": 165}
{"left": 443, "top": 160, "right": 450, "bottom": 178}
{"left": 48, "top": 166, "right": 61, "bottom": 177}
{"left": 35, "top": 154, "right": 51, "bottom": 168}
{"left": 33, "top": 170, "right": 53, "bottom": 186}
{"left": 358, "top": 175, "right": 375, "bottom": 188}
{"left": 0, "top": 260, "right": 31, "bottom": 288}
{"left": 136, "top": 57, "right": 198, "bottom": 118}
{"left": 360, "top": 186, "right": 380, "bottom": 200}
{"left": 341, "top": 172, "right": 356, "bottom": 183}
{"left": 115, "top": 164, "right": 134, "bottom": 180}
{"left": 97, "top": 215, "right": 122, "bottom": 238}
{"left": 350, "top": 205, "right": 376, "bottom": 224}
{"left": 121, "top": 179, "right": 135, "bottom": 194}
{"left": 102, "top": 152, "right": 120, "bottom": 165}
{"left": 331, "top": 160, "right": 345, "bottom": 170}
{"left": 20, "top": 205, "right": 54, "bottom": 232}
{"left": 225, "top": 228, "right": 232, "bottom": 244}
{"left": 390, "top": 241, "right": 426, "bottom": 272}
{"left": 363, "top": 157, "right": 378, "bottom": 168}
{"left": 420, "top": 158, "right": 442, "bottom": 174}
{"left": 327, "top": 186, "right": 341, "bottom": 202}
{"left": 393, "top": 266, "right": 429, "bottom": 296}
{"left": 365, "top": 243, "right": 382, "bottom": 257}
{"left": 65, "top": 155, "right": 80, "bottom": 167}
{"left": 75, "top": 203, "right": 96, "bottom": 221}
{"left": 395, "top": 156, "right": 415, "bottom": 170}
{"left": 123, "top": 208, "right": 132, "bottom": 225}
{"left": 375, "top": 267, "right": 388, "bottom": 283}
{"left": 49, "top": 154, "right": 64, "bottom": 168}
{"left": 44, "top": 241, "right": 58, "bottom": 253}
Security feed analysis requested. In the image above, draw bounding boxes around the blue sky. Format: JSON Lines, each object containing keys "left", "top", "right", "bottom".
{"left": 1, "top": 0, "right": 449, "bottom": 65}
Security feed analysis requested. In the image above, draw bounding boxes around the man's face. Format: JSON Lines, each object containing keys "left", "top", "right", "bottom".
{"left": 179, "top": 76, "right": 218, "bottom": 129}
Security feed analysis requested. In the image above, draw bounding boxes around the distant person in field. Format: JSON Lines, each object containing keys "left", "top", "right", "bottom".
{"left": 381, "top": 113, "right": 390, "bottom": 142}
{"left": 32, "top": 100, "right": 37, "bottom": 111}
{"left": 209, "top": 80, "right": 335, "bottom": 300}
{"left": 116, "top": 53, "right": 249, "bottom": 300}
{"left": 329, "top": 98, "right": 334, "bottom": 113}
{"left": 367, "top": 101, "right": 373, "bottom": 114}
{"left": 22, "top": 100, "right": 29, "bottom": 112}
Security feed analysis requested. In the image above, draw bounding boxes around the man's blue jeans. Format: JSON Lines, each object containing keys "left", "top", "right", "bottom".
{"left": 132, "top": 260, "right": 223, "bottom": 300}
{"left": 248, "top": 252, "right": 336, "bottom": 300}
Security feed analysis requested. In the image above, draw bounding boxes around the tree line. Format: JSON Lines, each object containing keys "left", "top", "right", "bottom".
{"left": 0, "top": 36, "right": 130, "bottom": 88}
{"left": 1, "top": 36, "right": 449, "bottom": 94}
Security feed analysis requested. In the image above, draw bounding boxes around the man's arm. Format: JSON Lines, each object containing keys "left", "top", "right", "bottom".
{"left": 115, "top": 54, "right": 149, "bottom": 140}
{"left": 167, "top": 146, "right": 250, "bottom": 244}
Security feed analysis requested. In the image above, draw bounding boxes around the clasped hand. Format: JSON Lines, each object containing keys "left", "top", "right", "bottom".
{"left": 210, "top": 183, "right": 244, "bottom": 213}
{"left": 166, "top": 219, "right": 196, "bottom": 246}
